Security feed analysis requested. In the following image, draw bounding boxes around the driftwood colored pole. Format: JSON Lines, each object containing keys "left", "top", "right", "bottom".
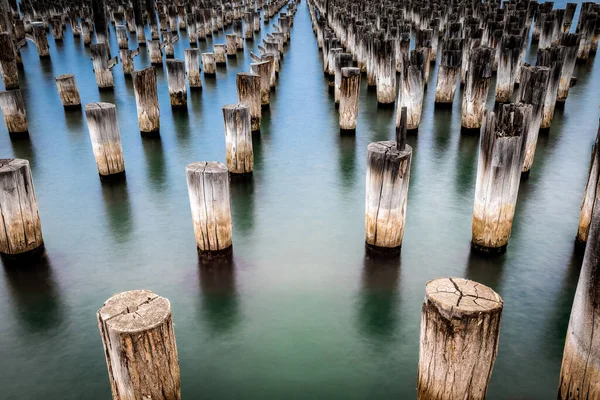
{"left": 236, "top": 72, "right": 261, "bottom": 132}
{"left": 81, "top": 21, "right": 92, "bottom": 46}
{"left": 0, "top": 159, "right": 44, "bottom": 257}
{"left": 557, "top": 33, "right": 581, "bottom": 104}
{"left": 185, "top": 49, "right": 201, "bottom": 89}
{"left": 559, "top": 178, "right": 600, "bottom": 398}
{"left": 576, "top": 121, "right": 600, "bottom": 247}
{"left": 91, "top": 43, "right": 117, "bottom": 89}
{"left": 97, "top": 290, "right": 181, "bottom": 400}
{"left": 537, "top": 46, "right": 564, "bottom": 130}
{"left": 31, "top": 22, "right": 50, "bottom": 58}
{"left": 250, "top": 60, "right": 271, "bottom": 106}
{"left": 472, "top": 103, "right": 532, "bottom": 254}
{"left": 166, "top": 59, "right": 187, "bottom": 108}
{"left": 461, "top": 46, "right": 493, "bottom": 131}
{"left": 0, "top": 89, "right": 28, "bottom": 135}
{"left": 0, "top": 32, "right": 18, "bottom": 90}
{"left": 397, "top": 52, "right": 425, "bottom": 132}
{"left": 84, "top": 102, "right": 126, "bottom": 179}
{"left": 223, "top": 104, "right": 254, "bottom": 175}
{"left": 55, "top": 74, "right": 81, "bottom": 108}
{"left": 148, "top": 40, "right": 163, "bottom": 65}
{"left": 418, "top": 278, "right": 503, "bottom": 400}
{"left": 226, "top": 34, "right": 237, "bottom": 56}
{"left": 214, "top": 44, "right": 227, "bottom": 65}
{"left": 376, "top": 38, "right": 396, "bottom": 105}
{"left": 496, "top": 35, "right": 523, "bottom": 103}
{"left": 339, "top": 67, "right": 360, "bottom": 133}
{"left": 132, "top": 67, "right": 160, "bottom": 134}
{"left": 116, "top": 24, "right": 128, "bottom": 49}
{"left": 201, "top": 52, "right": 216, "bottom": 75}
{"left": 120, "top": 48, "right": 140, "bottom": 75}
{"left": 186, "top": 161, "right": 233, "bottom": 257}
{"left": 434, "top": 38, "right": 462, "bottom": 105}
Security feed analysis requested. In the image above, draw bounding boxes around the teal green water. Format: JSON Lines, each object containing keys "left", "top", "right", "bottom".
{"left": 1, "top": 2, "right": 599, "bottom": 399}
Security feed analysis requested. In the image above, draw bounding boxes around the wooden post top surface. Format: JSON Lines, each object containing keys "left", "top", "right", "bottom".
{"left": 55, "top": 74, "right": 75, "bottom": 80}
{"left": 367, "top": 141, "right": 412, "bottom": 158}
{"left": 426, "top": 278, "right": 503, "bottom": 316}
{"left": 223, "top": 103, "right": 249, "bottom": 112}
{"left": 186, "top": 161, "right": 228, "bottom": 174}
{"left": 0, "top": 158, "right": 28, "bottom": 171}
{"left": 85, "top": 102, "right": 115, "bottom": 111}
{"left": 98, "top": 289, "right": 171, "bottom": 334}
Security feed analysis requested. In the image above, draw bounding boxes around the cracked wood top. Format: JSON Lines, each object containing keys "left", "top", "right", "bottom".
{"left": 426, "top": 278, "right": 503, "bottom": 315}
{"left": 98, "top": 289, "right": 171, "bottom": 334}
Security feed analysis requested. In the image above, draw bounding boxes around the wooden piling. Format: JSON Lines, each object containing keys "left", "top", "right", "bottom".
{"left": 0, "top": 159, "right": 44, "bottom": 257}
{"left": 226, "top": 34, "right": 237, "bottom": 56}
{"left": 435, "top": 38, "right": 462, "bottom": 105}
{"left": 120, "top": 48, "right": 140, "bottom": 76}
{"left": 472, "top": 103, "right": 532, "bottom": 254}
{"left": 81, "top": 21, "right": 92, "bottom": 46}
{"left": 250, "top": 60, "right": 271, "bottom": 106}
{"left": 576, "top": 121, "right": 600, "bottom": 247}
{"left": 223, "top": 104, "right": 253, "bottom": 176}
{"left": 186, "top": 161, "right": 233, "bottom": 257}
{"left": 148, "top": 39, "right": 163, "bottom": 65}
{"left": 55, "top": 74, "right": 81, "bottom": 108}
{"left": 184, "top": 48, "right": 201, "bottom": 89}
{"left": 214, "top": 44, "right": 227, "bottom": 65}
{"left": 397, "top": 52, "right": 425, "bottom": 132}
{"left": 84, "top": 102, "right": 126, "bottom": 179}
{"left": 0, "top": 89, "right": 28, "bottom": 134}
{"left": 376, "top": 38, "right": 396, "bottom": 106}
{"left": 166, "top": 59, "right": 187, "bottom": 108}
{"left": 339, "top": 67, "right": 360, "bottom": 132}
{"left": 0, "top": 32, "right": 19, "bottom": 90}
{"left": 91, "top": 43, "right": 117, "bottom": 89}
{"left": 334, "top": 53, "right": 353, "bottom": 105}
{"left": 236, "top": 72, "right": 261, "bottom": 132}
{"left": 418, "top": 278, "right": 503, "bottom": 400}
{"left": 496, "top": 34, "right": 523, "bottom": 103}
{"left": 537, "top": 46, "right": 564, "bottom": 130}
{"left": 557, "top": 33, "right": 581, "bottom": 104}
{"left": 31, "top": 22, "right": 50, "bottom": 57}
{"left": 116, "top": 24, "right": 128, "bottom": 49}
{"left": 97, "top": 290, "right": 181, "bottom": 400}
{"left": 132, "top": 67, "right": 160, "bottom": 134}
{"left": 201, "top": 52, "right": 216, "bottom": 75}
{"left": 461, "top": 47, "right": 493, "bottom": 130}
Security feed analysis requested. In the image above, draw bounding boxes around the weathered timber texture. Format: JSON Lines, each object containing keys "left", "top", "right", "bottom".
{"left": 250, "top": 60, "right": 271, "bottom": 106}
{"left": 223, "top": 104, "right": 254, "bottom": 175}
{"left": 434, "top": 39, "right": 462, "bottom": 104}
{"left": 397, "top": 52, "right": 424, "bottom": 131}
{"left": 577, "top": 121, "right": 600, "bottom": 246}
{"left": 339, "top": 67, "right": 360, "bottom": 131}
{"left": 0, "top": 89, "right": 28, "bottom": 134}
{"left": 184, "top": 49, "right": 201, "bottom": 88}
{"left": 31, "top": 22, "right": 50, "bottom": 58}
{"left": 84, "top": 102, "right": 126, "bottom": 177}
{"left": 148, "top": 40, "right": 163, "bottom": 65}
{"left": 201, "top": 52, "right": 216, "bottom": 75}
{"left": 461, "top": 47, "right": 493, "bottom": 130}
{"left": 55, "top": 74, "right": 81, "bottom": 108}
{"left": 132, "top": 67, "right": 160, "bottom": 134}
{"left": 236, "top": 72, "right": 261, "bottom": 132}
{"left": 91, "top": 43, "right": 115, "bottom": 89}
{"left": 120, "top": 48, "right": 140, "bottom": 76}
{"left": 166, "top": 59, "right": 187, "bottom": 108}
{"left": 0, "top": 32, "right": 19, "bottom": 90}
{"left": 495, "top": 35, "right": 523, "bottom": 103}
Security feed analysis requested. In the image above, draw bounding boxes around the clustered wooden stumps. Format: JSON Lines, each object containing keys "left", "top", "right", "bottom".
{"left": 365, "top": 110, "right": 412, "bottom": 255}
{"left": 0, "top": 158, "right": 44, "bottom": 258}
{"left": 84, "top": 102, "right": 126, "bottom": 179}
{"left": 132, "top": 67, "right": 160, "bottom": 135}
{"left": 576, "top": 121, "right": 600, "bottom": 248}
{"left": 186, "top": 161, "right": 233, "bottom": 258}
{"left": 97, "top": 290, "right": 181, "bottom": 400}
{"left": 559, "top": 173, "right": 600, "bottom": 399}
{"left": 0, "top": 32, "right": 19, "bottom": 90}
{"left": 339, "top": 67, "right": 360, "bottom": 133}
{"left": 202, "top": 52, "right": 216, "bottom": 75}
{"left": 472, "top": 103, "right": 532, "bottom": 255}
{"left": 166, "top": 59, "right": 187, "bottom": 108}
{"left": 418, "top": 278, "right": 503, "bottom": 400}
{"left": 0, "top": 89, "right": 28, "bottom": 135}
{"left": 461, "top": 46, "right": 493, "bottom": 131}
{"left": 236, "top": 72, "right": 261, "bottom": 132}
{"left": 55, "top": 74, "right": 81, "bottom": 109}
{"left": 223, "top": 104, "right": 254, "bottom": 176}
{"left": 185, "top": 49, "right": 202, "bottom": 89}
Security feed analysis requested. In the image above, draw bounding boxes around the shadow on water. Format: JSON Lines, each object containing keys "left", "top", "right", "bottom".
{"left": 100, "top": 177, "right": 133, "bottom": 243}
{"left": 10, "top": 135, "right": 37, "bottom": 172}
{"left": 39, "top": 57, "right": 54, "bottom": 80}
{"left": 203, "top": 74, "right": 217, "bottom": 93}
{"left": 124, "top": 75, "right": 135, "bottom": 98}
{"left": 172, "top": 107, "right": 191, "bottom": 148}
{"left": 338, "top": 133, "right": 356, "bottom": 192}
{"left": 99, "top": 89, "right": 116, "bottom": 104}
{"left": 230, "top": 176, "right": 255, "bottom": 237}
{"left": 252, "top": 133, "right": 264, "bottom": 172}
{"left": 1, "top": 251, "right": 63, "bottom": 333}
{"left": 357, "top": 252, "right": 401, "bottom": 341}
{"left": 197, "top": 253, "right": 240, "bottom": 335}
{"left": 464, "top": 250, "right": 506, "bottom": 293}
{"left": 189, "top": 88, "right": 204, "bottom": 116}
{"left": 454, "top": 133, "right": 479, "bottom": 197}
{"left": 141, "top": 135, "right": 167, "bottom": 192}
{"left": 64, "top": 107, "right": 84, "bottom": 135}
{"left": 432, "top": 105, "right": 453, "bottom": 156}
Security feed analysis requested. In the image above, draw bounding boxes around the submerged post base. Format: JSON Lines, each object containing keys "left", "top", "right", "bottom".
{"left": 471, "top": 241, "right": 507, "bottom": 256}
{"left": 199, "top": 245, "right": 233, "bottom": 259}
{"left": 365, "top": 242, "right": 401, "bottom": 257}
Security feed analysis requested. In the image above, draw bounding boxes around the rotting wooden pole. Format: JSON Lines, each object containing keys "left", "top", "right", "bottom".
{"left": 120, "top": 48, "right": 140, "bottom": 76}
{"left": 226, "top": 34, "right": 237, "bottom": 56}
{"left": 236, "top": 72, "right": 261, "bottom": 132}
{"left": 461, "top": 46, "right": 493, "bottom": 131}
{"left": 250, "top": 60, "right": 271, "bottom": 107}
{"left": 496, "top": 34, "right": 523, "bottom": 103}
{"left": 418, "top": 278, "right": 503, "bottom": 400}
{"left": 434, "top": 38, "right": 462, "bottom": 105}
{"left": 472, "top": 103, "right": 532, "bottom": 254}
{"left": 365, "top": 137, "right": 412, "bottom": 254}
{"left": 163, "top": 32, "right": 177, "bottom": 59}
{"left": 233, "top": 20, "right": 244, "bottom": 49}
{"left": 559, "top": 173, "right": 600, "bottom": 398}
{"left": 185, "top": 48, "right": 201, "bottom": 89}
{"left": 84, "top": 102, "right": 126, "bottom": 179}
{"left": 55, "top": 74, "right": 81, "bottom": 109}
{"left": 0, "top": 89, "right": 28, "bottom": 135}
{"left": 0, "top": 33, "right": 19, "bottom": 90}
{"left": 186, "top": 161, "right": 233, "bottom": 257}
{"left": 81, "top": 21, "right": 92, "bottom": 46}
{"left": 537, "top": 46, "right": 564, "bottom": 130}
{"left": 576, "top": 121, "right": 600, "bottom": 248}
{"left": 186, "top": 12, "right": 197, "bottom": 45}
{"left": 516, "top": 65, "right": 551, "bottom": 177}
{"left": 97, "top": 290, "right": 181, "bottom": 400}
{"left": 223, "top": 104, "right": 253, "bottom": 176}
{"left": 334, "top": 53, "right": 353, "bottom": 105}
{"left": 132, "top": 67, "right": 160, "bottom": 134}
{"left": 557, "top": 33, "right": 581, "bottom": 104}
{"left": 0, "top": 158, "right": 44, "bottom": 257}
{"left": 91, "top": 43, "right": 117, "bottom": 90}
{"left": 214, "top": 44, "right": 227, "bottom": 65}
{"left": 376, "top": 38, "right": 396, "bottom": 106}
{"left": 92, "top": 0, "right": 110, "bottom": 54}
{"left": 244, "top": 12, "right": 253, "bottom": 40}
{"left": 201, "top": 52, "right": 216, "bottom": 75}
{"left": 148, "top": 39, "right": 163, "bottom": 65}
{"left": 339, "top": 67, "right": 360, "bottom": 133}
{"left": 116, "top": 24, "right": 128, "bottom": 49}
{"left": 397, "top": 52, "right": 425, "bottom": 132}
{"left": 133, "top": 0, "right": 146, "bottom": 45}
{"left": 166, "top": 59, "right": 187, "bottom": 108}
{"left": 30, "top": 22, "right": 50, "bottom": 57}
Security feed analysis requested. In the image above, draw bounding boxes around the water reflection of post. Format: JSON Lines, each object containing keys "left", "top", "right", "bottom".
{"left": 10, "top": 135, "right": 37, "bottom": 172}
{"left": 100, "top": 178, "right": 133, "bottom": 243}
{"left": 357, "top": 253, "right": 401, "bottom": 339}
{"left": 141, "top": 135, "right": 166, "bottom": 191}
{"left": 1, "top": 251, "right": 62, "bottom": 333}
{"left": 454, "top": 134, "right": 479, "bottom": 197}
{"left": 198, "top": 253, "right": 240, "bottom": 335}
{"left": 337, "top": 133, "right": 356, "bottom": 192}
{"left": 229, "top": 177, "right": 255, "bottom": 237}
{"left": 431, "top": 105, "right": 453, "bottom": 156}
{"left": 464, "top": 250, "right": 506, "bottom": 293}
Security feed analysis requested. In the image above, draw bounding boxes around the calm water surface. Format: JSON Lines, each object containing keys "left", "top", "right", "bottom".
{"left": 1, "top": 2, "right": 600, "bottom": 399}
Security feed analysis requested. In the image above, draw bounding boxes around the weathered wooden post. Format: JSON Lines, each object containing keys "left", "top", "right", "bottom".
{"left": 0, "top": 33, "right": 19, "bottom": 90}
{"left": 97, "top": 290, "right": 181, "bottom": 400}
{"left": 250, "top": 60, "right": 271, "bottom": 107}
{"left": 365, "top": 110, "right": 412, "bottom": 254}
{"left": 434, "top": 38, "right": 462, "bottom": 105}
{"left": 116, "top": 24, "right": 128, "bottom": 49}
{"left": 92, "top": 0, "right": 110, "bottom": 54}
{"left": 133, "top": 0, "right": 146, "bottom": 45}
{"left": 226, "top": 34, "right": 237, "bottom": 56}
{"left": 163, "top": 32, "right": 178, "bottom": 59}
{"left": 148, "top": 39, "right": 163, "bottom": 64}
{"left": 236, "top": 72, "right": 261, "bottom": 132}
{"left": 339, "top": 67, "right": 360, "bottom": 133}
{"left": 397, "top": 52, "right": 425, "bottom": 132}
{"left": 91, "top": 43, "right": 117, "bottom": 90}
{"left": 223, "top": 104, "right": 253, "bottom": 176}
{"left": 184, "top": 48, "right": 201, "bottom": 89}
{"left": 334, "top": 53, "right": 353, "bottom": 105}
{"left": 244, "top": 12, "right": 253, "bottom": 40}
{"left": 472, "top": 103, "right": 532, "bottom": 254}
{"left": 30, "top": 22, "right": 50, "bottom": 57}
{"left": 81, "top": 21, "right": 92, "bottom": 46}
{"left": 55, "top": 74, "right": 81, "bottom": 108}
{"left": 418, "top": 278, "right": 503, "bottom": 400}
{"left": 201, "top": 52, "right": 216, "bottom": 75}
{"left": 376, "top": 38, "right": 396, "bottom": 106}
{"left": 0, "top": 158, "right": 44, "bottom": 257}
{"left": 577, "top": 13, "right": 597, "bottom": 61}
{"left": 496, "top": 34, "right": 523, "bottom": 103}
{"left": 557, "top": 33, "right": 581, "bottom": 104}
{"left": 166, "top": 59, "right": 187, "bottom": 108}
{"left": 186, "top": 161, "right": 233, "bottom": 257}
{"left": 0, "top": 89, "right": 28, "bottom": 135}
{"left": 132, "top": 67, "right": 160, "bottom": 134}
{"left": 576, "top": 121, "right": 600, "bottom": 247}
{"left": 186, "top": 12, "right": 197, "bottom": 45}
{"left": 516, "top": 65, "right": 551, "bottom": 177}
{"left": 233, "top": 20, "right": 244, "bottom": 49}
{"left": 461, "top": 47, "right": 493, "bottom": 131}
{"left": 214, "top": 44, "right": 227, "bottom": 65}
{"left": 537, "top": 46, "right": 564, "bottom": 130}
{"left": 558, "top": 176, "right": 600, "bottom": 398}
{"left": 120, "top": 48, "right": 140, "bottom": 75}
{"left": 84, "top": 102, "right": 126, "bottom": 179}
